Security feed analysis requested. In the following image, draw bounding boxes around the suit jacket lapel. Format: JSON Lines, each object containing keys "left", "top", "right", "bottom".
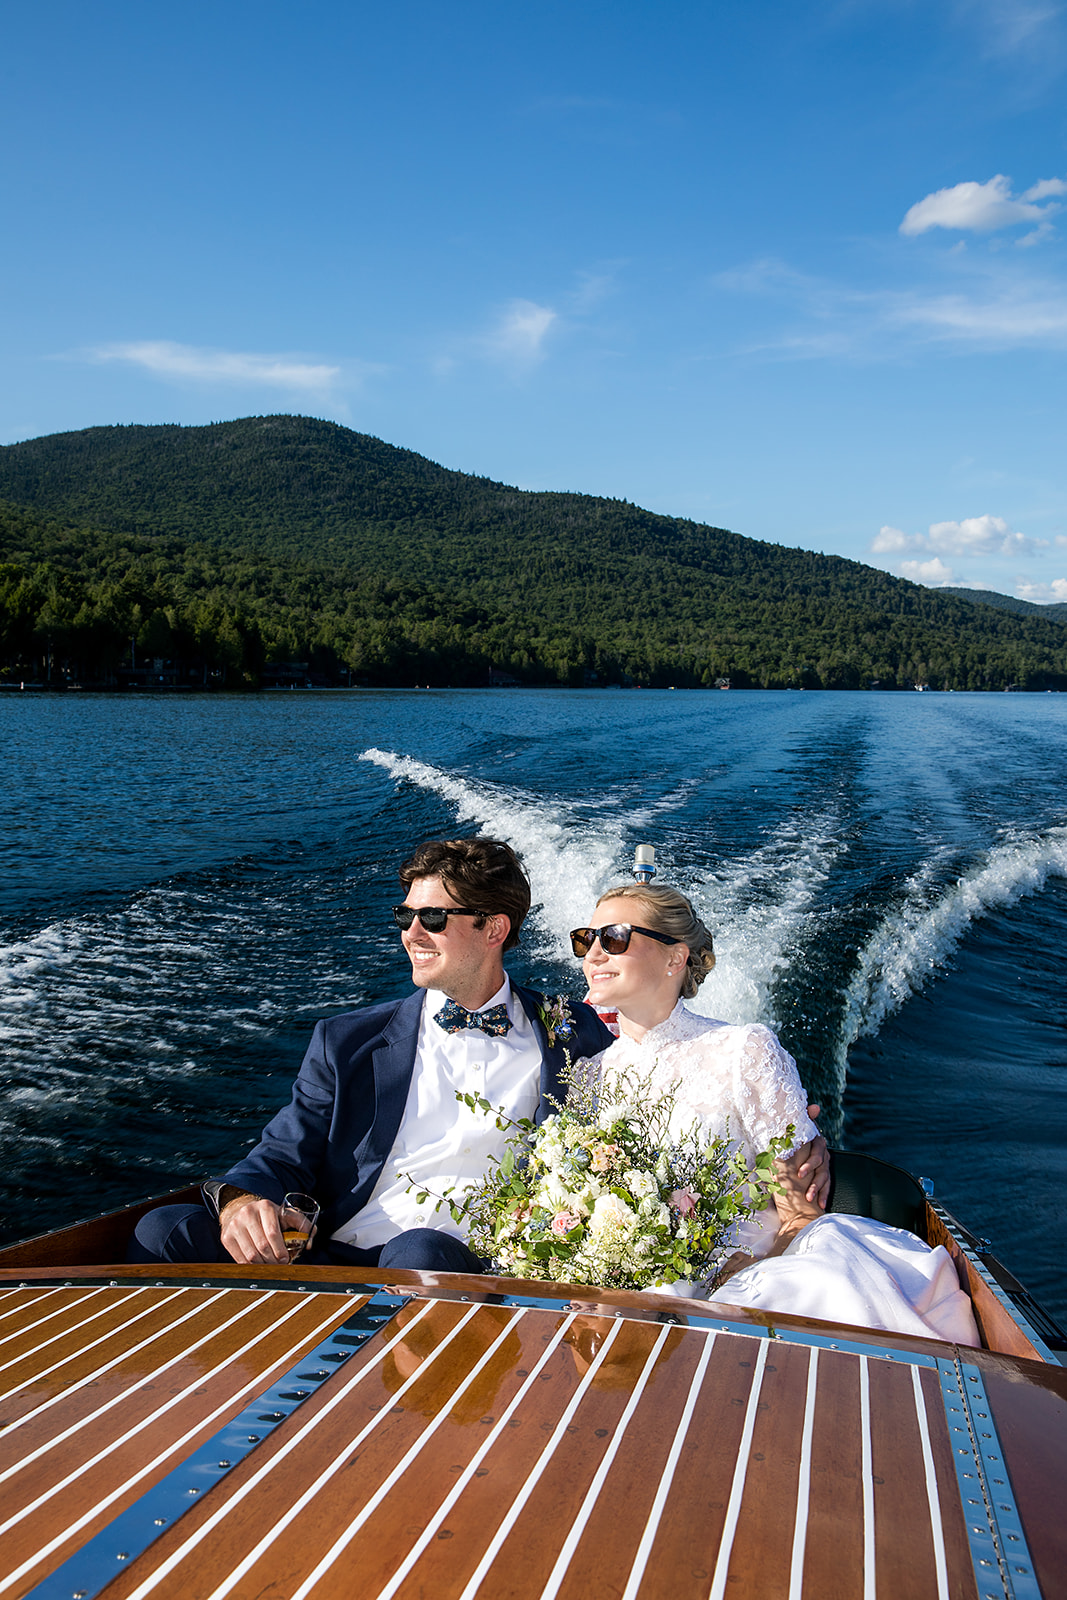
{"left": 514, "top": 984, "right": 570, "bottom": 1123}
{"left": 354, "top": 989, "right": 424, "bottom": 1210}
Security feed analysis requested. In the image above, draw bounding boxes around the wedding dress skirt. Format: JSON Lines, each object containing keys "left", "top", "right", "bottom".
{"left": 705, "top": 1212, "right": 980, "bottom": 1346}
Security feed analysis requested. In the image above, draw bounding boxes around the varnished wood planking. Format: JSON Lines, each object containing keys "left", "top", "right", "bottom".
{"left": 610, "top": 1332, "right": 762, "bottom": 1600}
{"left": 0, "top": 1287, "right": 364, "bottom": 1600}
{"left": 915, "top": 1365, "right": 980, "bottom": 1600}
{"left": 294, "top": 1305, "right": 575, "bottom": 1600}
{"left": 0, "top": 1287, "right": 224, "bottom": 1431}
{"left": 86, "top": 1299, "right": 500, "bottom": 1600}
{"left": 548, "top": 1326, "right": 709, "bottom": 1600}
{"left": 924, "top": 1209, "right": 1040, "bottom": 1362}
{"left": 382, "top": 1310, "right": 626, "bottom": 1600}
{"left": 800, "top": 1350, "right": 865, "bottom": 1600}
{"left": 866, "top": 1356, "right": 944, "bottom": 1598}
{"left": 448, "top": 1321, "right": 676, "bottom": 1599}
{"left": 719, "top": 1340, "right": 814, "bottom": 1599}
{"left": 2, "top": 1282, "right": 1043, "bottom": 1600}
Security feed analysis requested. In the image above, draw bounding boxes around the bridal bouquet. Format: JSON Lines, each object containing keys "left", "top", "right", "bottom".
{"left": 416, "top": 1067, "right": 793, "bottom": 1293}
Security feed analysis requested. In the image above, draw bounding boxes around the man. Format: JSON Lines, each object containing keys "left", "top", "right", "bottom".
{"left": 130, "top": 836, "right": 615, "bottom": 1271}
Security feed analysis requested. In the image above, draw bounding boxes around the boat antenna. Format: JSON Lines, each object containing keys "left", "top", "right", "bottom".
{"left": 633, "top": 844, "right": 656, "bottom": 882}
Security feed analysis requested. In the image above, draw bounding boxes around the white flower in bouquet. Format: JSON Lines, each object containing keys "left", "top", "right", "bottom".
{"left": 624, "top": 1168, "right": 657, "bottom": 1201}
{"left": 588, "top": 1191, "right": 638, "bottom": 1241}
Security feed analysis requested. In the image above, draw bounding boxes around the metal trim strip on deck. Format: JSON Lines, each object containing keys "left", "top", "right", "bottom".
{"left": 937, "top": 1358, "right": 1042, "bottom": 1600}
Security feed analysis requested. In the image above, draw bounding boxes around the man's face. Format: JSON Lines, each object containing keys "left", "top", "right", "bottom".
{"left": 398, "top": 874, "right": 509, "bottom": 1009}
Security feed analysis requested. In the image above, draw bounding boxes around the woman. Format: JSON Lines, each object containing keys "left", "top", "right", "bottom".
{"left": 572, "top": 882, "right": 979, "bottom": 1346}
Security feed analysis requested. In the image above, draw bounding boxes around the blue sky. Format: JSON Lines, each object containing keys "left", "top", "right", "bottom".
{"left": 2, "top": 1, "right": 1065, "bottom": 599}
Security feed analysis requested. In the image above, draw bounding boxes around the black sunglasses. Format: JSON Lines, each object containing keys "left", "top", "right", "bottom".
{"left": 392, "top": 905, "right": 488, "bottom": 933}
{"left": 569, "top": 923, "right": 679, "bottom": 958}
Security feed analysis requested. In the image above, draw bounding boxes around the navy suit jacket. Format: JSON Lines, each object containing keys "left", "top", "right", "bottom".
{"left": 220, "top": 984, "right": 614, "bottom": 1242}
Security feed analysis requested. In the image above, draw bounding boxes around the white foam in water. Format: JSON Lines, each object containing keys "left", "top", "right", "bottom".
{"left": 680, "top": 810, "right": 843, "bottom": 1029}
{"left": 361, "top": 751, "right": 844, "bottom": 1024}
{"left": 361, "top": 749, "right": 644, "bottom": 960}
{"left": 834, "top": 824, "right": 1067, "bottom": 1085}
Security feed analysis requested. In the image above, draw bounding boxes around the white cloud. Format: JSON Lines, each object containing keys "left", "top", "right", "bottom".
{"left": 884, "top": 279, "right": 1067, "bottom": 345}
{"left": 900, "top": 174, "right": 1063, "bottom": 236}
{"left": 899, "top": 557, "right": 959, "bottom": 585}
{"left": 1025, "top": 177, "right": 1067, "bottom": 200}
{"left": 484, "top": 300, "right": 557, "bottom": 362}
{"left": 927, "top": 513, "right": 1044, "bottom": 556}
{"left": 715, "top": 252, "right": 1067, "bottom": 356}
{"left": 869, "top": 513, "right": 1044, "bottom": 585}
{"left": 86, "top": 340, "right": 342, "bottom": 392}
{"left": 956, "top": 0, "right": 1065, "bottom": 57}
{"left": 1015, "top": 577, "right": 1067, "bottom": 602}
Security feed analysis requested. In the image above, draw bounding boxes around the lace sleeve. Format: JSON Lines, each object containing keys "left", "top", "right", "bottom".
{"left": 731, "top": 1025, "right": 819, "bottom": 1158}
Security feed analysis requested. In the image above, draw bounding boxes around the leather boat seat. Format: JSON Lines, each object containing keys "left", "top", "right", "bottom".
{"left": 826, "top": 1150, "right": 928, "bottom": 1239}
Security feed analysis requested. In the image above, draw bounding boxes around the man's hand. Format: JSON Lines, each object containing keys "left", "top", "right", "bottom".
{"left": 219, "top": 1194, "right": 289, "bottom": 1265}
{"left": 778, "top": 1110, "right": 829, "bottom": 1211}
{"left": 766, "top": 1160, "right": 824, "bottom": 1254}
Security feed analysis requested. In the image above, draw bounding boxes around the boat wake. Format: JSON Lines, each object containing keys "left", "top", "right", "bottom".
{"left": 361, "top": 749, "right": 845, "bottom": 1023}
{"left": 830, "top": 824, "right": 1067, "bottom": 1102}
{"left": 682, "top": 810, "right": 844, "bottom": 1030}
{"left": 360, "top": 748, "right": 668, "bottom": 963}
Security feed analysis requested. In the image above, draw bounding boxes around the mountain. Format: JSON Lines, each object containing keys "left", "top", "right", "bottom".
{"left": 948, "top": 587, "right": 1067, "bottom": 624}
{"left": 1, "top": 415, "right": 1066, "bottom": 691}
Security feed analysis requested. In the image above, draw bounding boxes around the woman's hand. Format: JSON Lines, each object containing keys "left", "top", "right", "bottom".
{"left": 710, "top": 1250, "right": 757, "bottom": 1291}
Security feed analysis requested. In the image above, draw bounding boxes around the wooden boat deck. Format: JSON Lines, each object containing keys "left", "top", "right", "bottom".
{"left": 1, "top": 1265, "right": 1063, "bottom": 1600}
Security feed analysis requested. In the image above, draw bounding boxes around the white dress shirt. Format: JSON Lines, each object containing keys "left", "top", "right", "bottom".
{"left": 332, "top": 977, "right": 542, "bottom": 1247}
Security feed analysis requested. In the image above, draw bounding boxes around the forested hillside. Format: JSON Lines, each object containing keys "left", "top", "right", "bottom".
{"left": 1, "top": 416, "right": 1065, "bottom": 690}
{"left": 947, "top": 588, "right": 1067, "bottom": 623}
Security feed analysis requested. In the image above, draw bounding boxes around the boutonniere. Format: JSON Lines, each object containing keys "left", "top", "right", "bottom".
{"left": 539, "top": 994, "right": 575, "bottom": 1048}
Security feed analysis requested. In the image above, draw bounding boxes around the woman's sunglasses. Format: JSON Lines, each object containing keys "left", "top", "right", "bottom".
{"left": 569, "top": 923, "right": 679, "bottom": 958}
{"left": 392, "top": 905, "right": 486, "bottom": 933}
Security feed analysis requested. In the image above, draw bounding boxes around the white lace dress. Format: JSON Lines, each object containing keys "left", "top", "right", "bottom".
{"left": 583, "top": 1002, "right": 979, "bottom": 1346}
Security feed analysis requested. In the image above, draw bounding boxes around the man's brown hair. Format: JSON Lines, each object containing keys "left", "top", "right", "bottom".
{"left": 398, "top": 837, "right": 531, "bottom": 952}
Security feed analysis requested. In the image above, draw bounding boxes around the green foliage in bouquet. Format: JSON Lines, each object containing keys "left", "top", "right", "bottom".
{"left": 412, "top": 1067, "right": 793, "bottom": 1292}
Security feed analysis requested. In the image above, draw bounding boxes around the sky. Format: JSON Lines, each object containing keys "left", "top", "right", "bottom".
{"left": 2, "top": 0, "right": 1066, "bottom": 599}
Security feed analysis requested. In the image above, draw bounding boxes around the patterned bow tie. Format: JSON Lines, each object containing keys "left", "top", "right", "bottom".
{"left": 435, "top": 999, "right": 512, "bottom": 1037}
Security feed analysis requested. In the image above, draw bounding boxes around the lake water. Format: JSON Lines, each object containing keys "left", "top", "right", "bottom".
{"left": 2, "top": 688, "right": 1065, "bottom": 1323}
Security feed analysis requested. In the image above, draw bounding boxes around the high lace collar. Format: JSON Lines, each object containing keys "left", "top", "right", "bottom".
{"left": 617, "top": 1000, "right": 711, "bottom": 1053}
